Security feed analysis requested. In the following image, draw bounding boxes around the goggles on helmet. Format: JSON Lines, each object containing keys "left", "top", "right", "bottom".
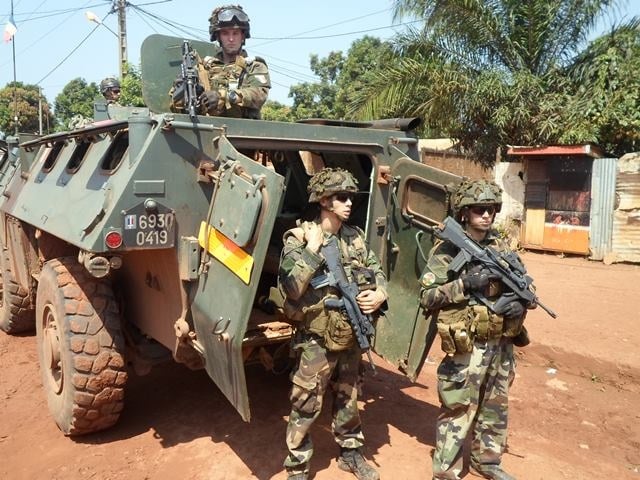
{"left": 217, "top": 7, "right": 249, "bottom": 23}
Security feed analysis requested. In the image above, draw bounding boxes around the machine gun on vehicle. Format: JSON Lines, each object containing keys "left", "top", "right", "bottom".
{"left": 174, "top": 40, "right": 203, "bottom": 119}
{"left": 433, "top": 216, "right": 557, "bottom": 319}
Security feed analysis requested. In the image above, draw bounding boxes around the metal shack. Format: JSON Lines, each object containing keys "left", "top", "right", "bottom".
{"left": 506, "top": 144, "right": 617, "bottom": 257}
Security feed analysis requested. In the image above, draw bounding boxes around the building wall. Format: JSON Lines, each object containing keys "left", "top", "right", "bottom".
{"left": 609, "top": 152, "right": 640, "bottom": 264}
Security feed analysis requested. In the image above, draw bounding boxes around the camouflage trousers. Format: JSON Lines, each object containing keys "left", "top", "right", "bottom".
{"left": 284, "top": 335, "right": 365, "bottom": 473}
{"left": 432, "top": 338, "right": 515, "bottom": 480}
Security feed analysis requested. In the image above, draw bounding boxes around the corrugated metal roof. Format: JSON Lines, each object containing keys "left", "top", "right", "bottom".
{"left": 507, "top": 144, "right": 605, "bottom": 158}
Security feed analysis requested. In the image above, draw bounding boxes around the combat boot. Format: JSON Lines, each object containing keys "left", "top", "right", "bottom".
{"left": 337, "top": 447, "right": 380, "bottom": 480}
{"left": 285, "top": 464, "right": 309, "bottom": 480}
{"left": 470, "top": 464, "right": 516, "bottom": 480}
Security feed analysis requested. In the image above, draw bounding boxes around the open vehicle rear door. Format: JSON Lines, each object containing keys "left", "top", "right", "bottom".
{"left": 373, "top": 150, "right": 460, "bottom": 380}
{"left": 191, "top": 135, "right": 285, "bottom": 421}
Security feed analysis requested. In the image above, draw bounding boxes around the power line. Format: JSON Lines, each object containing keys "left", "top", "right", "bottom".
{"left": 252, "top": 20, "right": 422, "bottom": 42}
{"left": 35, "top": 11, "right": 114, "bottom": 86}
{"left": 0, "top": 0, "right": 97, "bottom": 70}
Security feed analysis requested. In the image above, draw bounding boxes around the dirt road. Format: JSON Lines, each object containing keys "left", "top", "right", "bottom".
{"left": 1, "top": 252, "right": 639, "bottom": 480}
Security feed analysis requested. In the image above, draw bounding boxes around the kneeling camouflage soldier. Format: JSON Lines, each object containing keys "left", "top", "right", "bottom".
{"left": 279, "top": 168, "right": 387, "bottom": 480}
{"left": 420, "top": 180, "right": 533, "bottom": 480}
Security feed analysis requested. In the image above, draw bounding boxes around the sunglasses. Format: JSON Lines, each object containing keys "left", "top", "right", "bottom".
{"left": 110, "top": 89, "right": 120, "bottom": 94}
{"left": 469, "top": 205, "right": 496, "bottom": 215}
{"left": 333, "top": 193, "right": 355, "bottom": 203}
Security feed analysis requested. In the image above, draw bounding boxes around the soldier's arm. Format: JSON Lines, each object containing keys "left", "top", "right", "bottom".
{"left": 278, "top": 232, "right": 324, "bottom": 301}
{"left": 236, "top": 59, "right": 270, "bottom": 109}
{"left": 420, "top": 242, "right": 467, "bottom": 310}
{"left": 364, "top": 248, "right": 388, "bottom": 301}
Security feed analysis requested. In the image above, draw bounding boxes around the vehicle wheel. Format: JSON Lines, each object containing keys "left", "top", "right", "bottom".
{"left": 0, "top": 247, "right": 35, "bottom": 334}
{"left": 35, "top": 258, "right": 128, "bottom": 436}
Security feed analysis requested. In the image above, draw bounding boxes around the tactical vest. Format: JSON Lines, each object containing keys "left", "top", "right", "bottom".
{"left": 282, "top": 222, "right": 370, "bottom": 351}
{"left": 426, "top": 235, "right": 525, "bottom": 355}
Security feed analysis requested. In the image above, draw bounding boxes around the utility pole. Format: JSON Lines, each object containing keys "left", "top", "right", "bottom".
{"left": 116, "top": 0, "right": 128, "bottom": 78}
{"left": 38, "top": 87, "right": 43, "bottom": 135}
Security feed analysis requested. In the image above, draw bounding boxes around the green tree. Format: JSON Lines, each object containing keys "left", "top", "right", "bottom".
{"left": 54, "top": 78, "right": 99, "bottom": 129}
{"left": 120, "top": 63, "right": 145, "bottom": 107}
{"left": 261, "top": 100, "right": 294, "bottom": 122}
{"left": 0, "top": 82, "right": 54, "bottom": 134}
{"left": 352, "top": 0, "right": 635, "bottom": 164}
{"left": 561, "top": 21, "right": 640, "bottom": 156}
{"left": 289, "top": 36, "right": 393, "bottom": 120}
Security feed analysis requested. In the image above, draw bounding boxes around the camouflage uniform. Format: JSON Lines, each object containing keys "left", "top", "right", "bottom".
{"left": 279, "top": 169, "right": 387, "bottom": 478}
{"left": 169, "top": 4, "right": 270, "bottom": 119}
{"left": 420, "top": 180, "right": 528, "bottom": 480}
{"left": 199, "top": 50, "right": 270, "bottom": 119}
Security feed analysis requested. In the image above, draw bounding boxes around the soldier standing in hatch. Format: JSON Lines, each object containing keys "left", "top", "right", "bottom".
{"left": 100, "top": 77, "right": 122, "bottom": 105}
{"left": 419, "top": 180, "right": 533, "bottom": 480}
{"left": 279, "top": 168, "right": 387, "bottom": 480}
{"left": 170, "top": 4, "right": 270, "bottom": 119}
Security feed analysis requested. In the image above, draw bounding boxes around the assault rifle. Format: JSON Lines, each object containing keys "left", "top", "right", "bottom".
{"left": 310, "top": 236, "right": 378, "bottom": 373}
{"left": 178, "top": 40, "right": 202, "bottom": 119}
{"left": 433, "top": 216, "right": 557, "bottom": 319}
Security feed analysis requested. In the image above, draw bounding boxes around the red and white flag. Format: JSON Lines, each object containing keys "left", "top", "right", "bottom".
{"left": 3, "top": 16, "right": 17, "bottom": 43}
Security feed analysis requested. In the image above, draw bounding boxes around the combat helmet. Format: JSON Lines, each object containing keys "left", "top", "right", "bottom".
{"left": 100, "top": 77, "right": 120, "bottom": 95}
{"left": 307, "top": 168, "right": 358, "bottom": 203}
{"left": 209, "top": 4, "right": 251, "bottom": 42}
{"left": 452, "top": 179, "right": 502, "bottom": 215}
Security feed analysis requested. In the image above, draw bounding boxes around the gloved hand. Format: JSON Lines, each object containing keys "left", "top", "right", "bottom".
{"left": 460, "top": 265, "right": 497, "bottom": 292}
{"left": 198, "top": 90, "right": 221, "bottom": 114}
{"left": 502, "top": 300, "right": 526, "bottom": 320}
{"left": 171, "top": 79, "right": 185, "bottom": 103}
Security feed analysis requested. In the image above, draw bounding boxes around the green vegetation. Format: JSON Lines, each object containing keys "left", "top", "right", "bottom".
{"left": 349, "top": 0, "right": 639, "bottom": 163}
{"left": 1, "top": 2, "right": 638, "bottom": 162}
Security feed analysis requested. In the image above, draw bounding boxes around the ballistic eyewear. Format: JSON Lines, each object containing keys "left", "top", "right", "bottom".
{"left": 333, "top": 193, "right": 355, "bottom": 203}
{"left": 469, "top": 205, "right": 496, "bottom": 216}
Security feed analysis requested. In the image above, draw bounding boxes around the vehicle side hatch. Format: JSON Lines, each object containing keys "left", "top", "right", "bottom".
{"left": 190, "top": 136, "right": 285, "bottom": 421}
{"left": 373, "top": 149, "right": 460, "bottom": 380}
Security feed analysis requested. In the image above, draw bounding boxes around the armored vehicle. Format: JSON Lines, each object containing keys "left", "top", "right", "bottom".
{"left": 0, "top": 34, "right": 459, "bottom": 436}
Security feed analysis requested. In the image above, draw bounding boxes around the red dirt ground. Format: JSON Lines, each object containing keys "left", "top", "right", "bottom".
{"left": 1, "top": 251, "right": 639, "bottom": 480}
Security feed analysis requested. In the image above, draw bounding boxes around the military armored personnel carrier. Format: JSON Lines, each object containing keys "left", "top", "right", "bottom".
{"left": 0, "top": 34, "right": 459, "bottom": 436}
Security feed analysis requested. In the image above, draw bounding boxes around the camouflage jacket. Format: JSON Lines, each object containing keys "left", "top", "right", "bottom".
{"left": 279, "top": 221, "right": 387, "bottom": 325}
{"left": 420, "top": 230, "right": 508, "bottom": 309}
{"left": 170, "top": 49, "right": 270, "bottom": 119}
{"left": 420, "top": 229, "right": 527, "bottom": 341}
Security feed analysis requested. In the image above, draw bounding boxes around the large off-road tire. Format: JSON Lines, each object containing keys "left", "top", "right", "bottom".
{"left": 35, "top": 258, "right": 128, "bottom": 436}
{"left": 0, "top": 248, "right": 35, "bottom": 334}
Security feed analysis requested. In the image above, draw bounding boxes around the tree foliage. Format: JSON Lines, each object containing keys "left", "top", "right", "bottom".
{"left": 351, "top": 0, "right": 637, "bottom": 164}
{"left": 289, "top": 36, "right": 394, "bottom": 120}
{"left": 0, "top": 82, "right": 55, "bottom": 135}
{"left": 54, "top": 78, "right": 99, "bottom": 130}
{"left": 120, "top": 63, "right": 145, "bottom": 107}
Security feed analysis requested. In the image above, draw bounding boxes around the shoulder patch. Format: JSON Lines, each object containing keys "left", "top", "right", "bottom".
{"left": 420, "top": 272, "right": 437, "bottom": 288}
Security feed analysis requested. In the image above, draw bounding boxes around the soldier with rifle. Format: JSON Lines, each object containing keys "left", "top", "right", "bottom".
{"left": 420, "top": 179, "right": 541, "bottom": 480}
{"left": 279, "top": 168, "right": 387, "bottom": 480}
{"left": 169, "top": 4, "right": 270, "bottom": 119}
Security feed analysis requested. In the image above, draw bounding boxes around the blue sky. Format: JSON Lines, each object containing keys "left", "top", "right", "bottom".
{"left": 0, "top": 0, "right": 638, "bottom": 108}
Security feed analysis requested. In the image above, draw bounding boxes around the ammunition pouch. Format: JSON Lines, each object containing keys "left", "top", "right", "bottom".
{"left": 471, "top": 305, "right": 503, "bottom": 341}
{"left": 284, "top": 295, "right": 355, "bottom": 352}
{"left": 323, "top": 308, "right": 355, "bottom": 351}
{"left": 436, "top": 303, "right": 509, "bottom": 354}
{"left": 435, "top": 308, "right": 473, "bottom": 355}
